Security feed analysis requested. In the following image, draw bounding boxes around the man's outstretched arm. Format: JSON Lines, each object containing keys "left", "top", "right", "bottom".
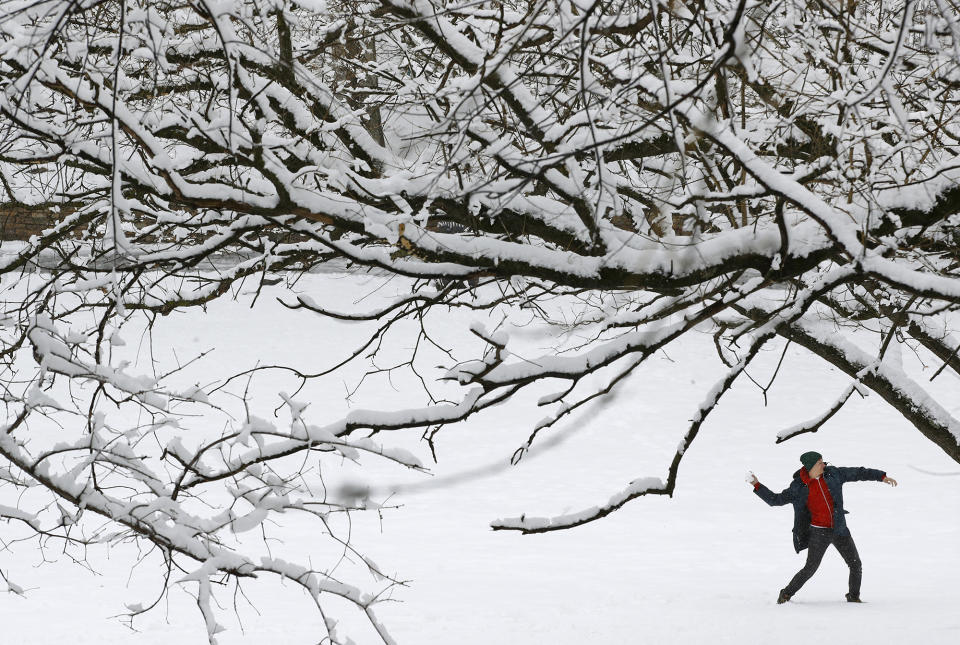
{"left": 836, "top": 466, "right": 897, "bottom": 486}
{"left": 747, "top": 472, "right": 796, "bottom": 506}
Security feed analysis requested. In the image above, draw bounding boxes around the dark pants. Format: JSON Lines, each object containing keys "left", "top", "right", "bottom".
{"left": 784, "top": 527, "right": 862, "bottom": 597}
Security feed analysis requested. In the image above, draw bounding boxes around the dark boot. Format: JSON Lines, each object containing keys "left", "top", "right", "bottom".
{"left": 845, "top": 593, "right": 862, "bottom": 603}
{"left": 777, "top": 589, "right": 791, "bottom": 604}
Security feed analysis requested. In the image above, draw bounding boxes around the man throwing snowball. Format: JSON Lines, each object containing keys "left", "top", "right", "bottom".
{"left": 748, "top": 451, "right": 897, "bottom": 604}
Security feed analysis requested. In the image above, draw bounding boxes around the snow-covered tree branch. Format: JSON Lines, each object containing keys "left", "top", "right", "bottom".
{"left": 3, "top": 0, "right": 960, "bottom": 639}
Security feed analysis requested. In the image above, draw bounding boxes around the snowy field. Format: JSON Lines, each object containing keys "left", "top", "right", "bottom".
{"left": 1, "top": 270, "right": 958, "bottom": 644}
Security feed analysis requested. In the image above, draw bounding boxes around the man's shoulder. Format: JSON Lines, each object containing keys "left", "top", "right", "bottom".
{"left": 825, "top": 464, "right": 855, "bottom": 474}
{"left": 784, "top": 475, "right": 805, "bottom": 493}
{"left": 824, "top": 465, "right": 860, "bottom": 483}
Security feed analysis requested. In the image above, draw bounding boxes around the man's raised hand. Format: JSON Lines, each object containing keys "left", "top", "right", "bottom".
{"left": 746, "top": 471, "right": 758, "bottom": 487}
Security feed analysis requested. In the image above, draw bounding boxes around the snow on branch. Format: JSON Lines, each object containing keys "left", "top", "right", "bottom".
{"left": 775, "top": 382, "right": 867, "bottom": 443}
{"left": 491, "top": 477, "right": 667, "bottom": 533}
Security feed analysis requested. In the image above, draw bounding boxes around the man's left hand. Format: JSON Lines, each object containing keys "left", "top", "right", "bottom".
{"left": 882, "top": 476, "right": 898, "bottom": 487}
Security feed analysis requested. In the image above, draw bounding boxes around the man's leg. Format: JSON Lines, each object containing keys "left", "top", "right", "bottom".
{"left": 834, "top": 532, "right": 863, "bottom": 598}
{"left": 783, "top": 528, "right": 832, "bottom": 597}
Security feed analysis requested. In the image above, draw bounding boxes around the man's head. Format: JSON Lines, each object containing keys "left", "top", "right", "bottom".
{"left": 800, "top": 451, "right": 825, "bottom": 478}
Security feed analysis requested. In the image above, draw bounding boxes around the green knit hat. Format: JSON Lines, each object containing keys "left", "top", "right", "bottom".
{"left": 800, "top": 451, "right": 822, "bottom": 471}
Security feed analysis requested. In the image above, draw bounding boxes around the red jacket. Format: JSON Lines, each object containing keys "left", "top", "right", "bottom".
{"left": 798, "top": 468, "right": 835, "bottom": 528}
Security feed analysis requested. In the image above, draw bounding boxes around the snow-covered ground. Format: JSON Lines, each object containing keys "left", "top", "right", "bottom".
{"left": 1, "top": 271, "right": 958, "bottom": 644}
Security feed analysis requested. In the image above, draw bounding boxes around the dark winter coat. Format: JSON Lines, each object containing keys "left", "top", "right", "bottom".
{"left": 754, "top": 465, "right": 886, "bottom": 552}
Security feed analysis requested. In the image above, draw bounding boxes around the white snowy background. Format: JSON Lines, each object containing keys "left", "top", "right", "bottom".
{"left": 1, "top": 270, "right": 957, "bottom": 644}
